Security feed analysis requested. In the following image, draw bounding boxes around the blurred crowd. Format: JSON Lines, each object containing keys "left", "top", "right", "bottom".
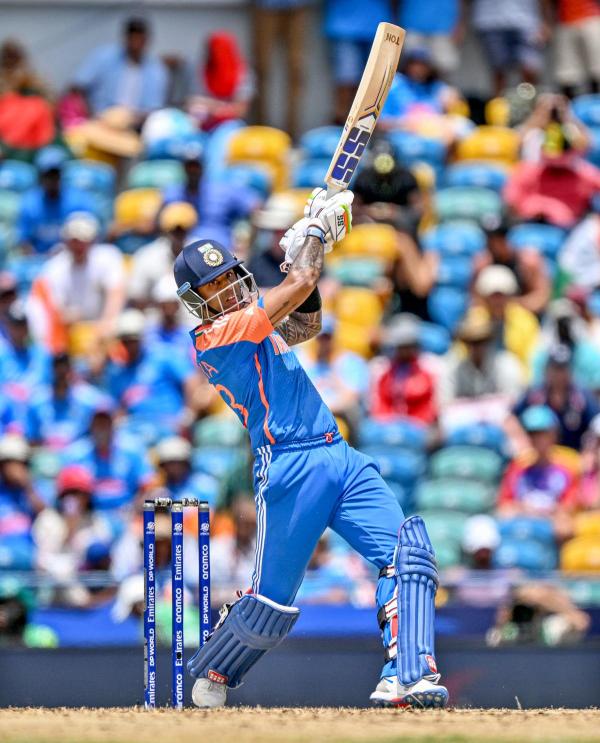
{"left": 2, "top": 2, "right": 600, "bottom": 647}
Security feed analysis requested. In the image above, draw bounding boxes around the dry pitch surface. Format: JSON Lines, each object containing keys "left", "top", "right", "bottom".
{"left": 1, "top": 708, "right": 599, "bottom": 743}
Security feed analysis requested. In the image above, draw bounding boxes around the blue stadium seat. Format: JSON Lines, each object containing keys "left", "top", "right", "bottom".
{"left": 387, "top": 131, "right": 446, "bottom": 175}
{"left": 507, "top": 223, "right": 567, "bottom": 262}
{"left": 216, "top": 164, "right": 273, "bottom": 198}
{"left": 493, "top": 538, "right": 557, "bottom": 571}
{"left": 144, "top": 132, "right": 205, "bottom": 161}
{"left": 0, "top": 534, "right": 34, "bottom": 570}
{"left": 0, "top": 189, "right": 22, "bottom": 226}
{"left": 6, "top": 254, "right": 47, "bottom": 293}
{"left": 585, "top": 127, "right": 600, "bottom": 168}
{"left": 572, "top": 94, "right": 600, "bottom": 128}
{"left": 386, "top": 480, "right": 414, "bottom": 512}
{"left": 360, "top": 445, "right": 426, "bottom": 486}
{"left": 416, "top": 478, "right": 495, "bottom": 513}
{"left": 419, "top": 321, "right": 451, "bottom": 355}
{"left": 299, "top": 126, "right": 343, "bottom": 159}
{"left": 193, "top": 446, "right": 245, "bottom": 481}
{"left": 436, "top": 255, "right": 473, "bottom": 289}
{"left": 422, "top": 221, "right": 486, "bottom": 257}
{"left": 0, "top": 160, "right": 37, "bottom": 192}
{"left": 444, "top": 161, "right": 508, "bottom": 192}
{"left": 434, "top": 186, "right": 503, "bottom": 224}
{"left": 445, "top": 422, "right": 507, "bottom": 456}
{"left": 358, "top": 417, "right": 428, "bottom": 450}
{"left": 427, "top": 286, "right": 468, "bottom": 331}
{"left": 430, "top": 445, "right": 504, "bottom": 483}
{"left": 62, "top": 160, "right": 116, "bottom": 196}
{"left": 292, "top": 159, "right": 331, "bottom": 188}
{"left": 498, "top": 517, "right": 555, "bottom": 547}
{"left": 127, "top": 160, "right": 185, "bottom": 190}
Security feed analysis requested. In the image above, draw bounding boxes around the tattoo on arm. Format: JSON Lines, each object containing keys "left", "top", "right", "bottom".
{"left": 288, "top": 235, "right": 324, "bottom": 281}
{"left": 277, "top": 310, "right": 322, "bottom": 346}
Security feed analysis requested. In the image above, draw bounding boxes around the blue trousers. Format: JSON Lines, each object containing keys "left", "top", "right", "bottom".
{"left": 251, "top": 434, "right": 403, "bottom": 676}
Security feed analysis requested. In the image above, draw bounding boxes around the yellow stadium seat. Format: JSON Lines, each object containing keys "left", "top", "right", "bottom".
{"left": 335, "top": 321, "right": 373, "bottom": 357}
{"left": 455, "top": 126, "right": 520, "bottom": 165}
{"left": 561, "top": 536, "right": 600, "bottom": 572}
{"left": 228, "top": 126, "right": 291, "bottom": 191}
{"left": 68, "top": 322, "right": 97, "bottom": 357}
{"left": 574, "top": 511, "right": 600, "bottom": 539}
{"left": 113, "top": 188, "right": 162, "bottom": 232}
{"left": 336, "top": 287, "right": 383, "bottom": 327}
{"left": 485, "top": 97, "right": 511, "bottom": 127}
{"left": 336, "top": 223, "right": 398, "bottom": 261}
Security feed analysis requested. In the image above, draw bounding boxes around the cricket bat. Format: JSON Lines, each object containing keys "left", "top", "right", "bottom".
{"left": 324, "top": 22, "right": 405, "bottom": 198}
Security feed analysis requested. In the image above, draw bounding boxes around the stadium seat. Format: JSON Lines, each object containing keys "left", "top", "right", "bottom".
{"left": 361, "top": 445, "right": 426, "bottom": 486}
{"left": 419, "top": 322, "right": 451, "bottom": 355}
{"left": 387, "top": 131, "right": 447, "bottom": 175}
{"left": 335, "top": 320, "right": 373, "bottom": 357}
{"left": 113, "top": 188, "right": 162, "bottom": 232}
{"left": 422, "top": 509, "right": 469, "bottom": 546}
{"left": 584, "top": 127, "right": 600, "bottom": 168}
{"left": 507, "top": 223, "right": 567, "bottom": 262}
{"left": 292, "top": 158, "right": 331, "bottom": 189}
{"left": 484, "top": 97, "right": 510, "bottom": 127}
{"left": 144, "top": 132, "right": 205, "bottom": 161}
{"left": 62, "top": 159, "right": 116, "bottom": 196}
{"left": 494, "top": 538, "right": 557, "bottom": 571}
{"left": 68, "top": 322, "right": 97, "bottom": 357}
{"left": 358, "top": 417, "right": 428, "bottom": 450}
{"left": 564, "top": 578, "right": 600, "bottom": 605}
{"left": 194, "top": 414, "right": 246, "bottom": 447}
{"left": 415, "top": 478, "right": 495, "bottom": 513}
{"left": 455, "top": 126, "right": 520, "bottom": 164}
{"left": 328, "top": 256, "right": 386, "bottom": 287}
{"left": 336, "top": 223, "right": 398, "bottom": 261}
{"left": 228, "top": 126, "right": 291, "bottom": 191}
{"left": 436, "top": 255, "right": 474, "bottom": 289}
{"left": 427, "top": 286, "right": 468, "bottom": 331}
{"left": 561, "top": 536, "right": 600, "bottom": 572}
{"left": 386, "top": 480, "right": 414, "bottom": 512}
{"left": 335, "top": 287, "right": 383, "bottom": 327}
{"left": 422, "top": 221, "right": 486, "bottom": 257}
{"left": 434, "top": 186, "right": 503, "bottom": 224}
{"left": 0, "top": 160, "right": 37, "bottom": 192}
{"left": 216, "top": 164, "right": 273, "bottom": 199}
{"left": 192, "top": 446, "right": 245, "bottom": 481}
{"left": 127, "top": 160, "right": 185, "bottom": 190}
{"left": 0, "top": 535, "right": 34, "bottom": 570}
{"left": 0, "top": 224, "right": 16, "bottom": 255}
{"left": 572, "top": 94, "right": 600, "bottom": 128}
{"left": 0, "top": 189, "right": 21, "bottom": 226}
{"left": 299, "top": 126, "right": 344, "bottom": 159}
{"left": 432, "top": 540, "right": 462, "bottom": 569}
{"left": 6, "top": 254, "right": 46, "bottom": 293}
{"left": 429, "top": 446, "right": 504, "bottom": 483}
{"left": 573, "top": 511, "right": 600, "bottom": 539}
{"left": 498, "top": 517, "right": 555, "bottom": 547}
{"left": 445, "top": 422, "right": 507, "bottom": 456}
{"left": 444, "top": 161, "right": 509, "bottom": 192}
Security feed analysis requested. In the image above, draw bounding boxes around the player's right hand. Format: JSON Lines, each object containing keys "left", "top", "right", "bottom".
{"left": 304, "top": 187, "right": 353, "bottom": 244}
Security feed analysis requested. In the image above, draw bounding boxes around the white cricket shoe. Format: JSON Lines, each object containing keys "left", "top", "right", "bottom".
{"left": 191, "top": 678, "right": 227, "bottom": 708}
{"left": 370, "top": 675, "right": 449, "bottom": 708}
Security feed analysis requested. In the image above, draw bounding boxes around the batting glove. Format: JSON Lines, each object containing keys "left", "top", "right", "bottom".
{"left": 279, "top": 217, "right": 328, "bottom": 271}
{"left": 304, "top": 187, "right": 353, "bottom": 243}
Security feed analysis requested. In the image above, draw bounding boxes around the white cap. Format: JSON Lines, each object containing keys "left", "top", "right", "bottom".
{"left": 111, "top": 574, "right": 144, "bottom": 623}
{"left": 253, "top": 193, "right": 301, "bottom": 231}
{"left": 152, "top": 274, "right": 178, "bottom": 304}
{"left": 115, "top": 309, "right": 146, "bottom": 338}
{"left": 61, "top": 211, "right": 100, "bottom": 243}
{"left": 155, "top": 436, "right": 192, "bottom": 463}
{"left": 0, "top": 434, "right": 30, "bottom": 463}
{"left": 462, "top": 514, "right": 500, "bottom": 554}
{"left": 475, "top": 265, "right": 518, "bottom": 297}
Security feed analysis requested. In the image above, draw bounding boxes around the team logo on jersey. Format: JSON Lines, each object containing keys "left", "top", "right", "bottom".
{"left": 198, "top": 243, "right": 224, "bottom": 267}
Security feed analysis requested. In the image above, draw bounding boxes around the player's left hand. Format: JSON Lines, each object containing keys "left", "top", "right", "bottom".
{"left": 279, "top": 217, "right": 330, "bottom": 272}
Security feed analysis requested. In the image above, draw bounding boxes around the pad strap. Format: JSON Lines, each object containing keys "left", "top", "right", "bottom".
{"left": 187, "top": 593, "right": 299, "bottom": 688}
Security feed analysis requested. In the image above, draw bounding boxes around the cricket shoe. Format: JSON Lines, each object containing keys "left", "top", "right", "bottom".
{"left": 191, "top": 678, "right": 227, "bottom": 708}
{"left": 370, "top": 675, "right": 449, "bottom": 709}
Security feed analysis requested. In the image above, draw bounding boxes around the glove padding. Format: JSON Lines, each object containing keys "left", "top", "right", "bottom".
{"left": 304, "top": 187, "right": 354, "bottom": 243}
{"left": 279, "top": 217, "right": 327, "bottom": 272}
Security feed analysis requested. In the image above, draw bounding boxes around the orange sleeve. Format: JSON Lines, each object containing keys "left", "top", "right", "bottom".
{"left": 194, "top": 302, "right": 274, "bottom": 352}
{"left": 498, "top": 462, "right": 519, "bottom": 508}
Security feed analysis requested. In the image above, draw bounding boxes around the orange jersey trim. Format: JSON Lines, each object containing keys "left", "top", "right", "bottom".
{"left": 253, "top": 352, "right": 275, "bottom": 445}
{"left": 194, "top": 303, "right": 273, "bottom": 352}
{"left": 214, "top": 383, "right": 249, "bottom": 428}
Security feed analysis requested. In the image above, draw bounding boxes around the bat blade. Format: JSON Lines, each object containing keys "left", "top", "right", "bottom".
{"left": 325, "top": 22, "right": 405, "bottom": 197}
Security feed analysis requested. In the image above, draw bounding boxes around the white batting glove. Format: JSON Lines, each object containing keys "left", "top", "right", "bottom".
{"left": 279, "top": 217, "right": 329, "bottom": 271}
{"left": 304, "top": 187, "right": 354, "bottom": 244}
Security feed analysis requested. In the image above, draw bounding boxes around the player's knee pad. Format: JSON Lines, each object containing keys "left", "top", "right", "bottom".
{"left": 187, "top": 593, "right": 300, "bottom": 689}
{"left": 376, "top": 516, "right": 440, "bottom": 686}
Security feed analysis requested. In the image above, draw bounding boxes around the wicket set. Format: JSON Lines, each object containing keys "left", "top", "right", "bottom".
{"left": 143, "top": 497, "right": 211, "bottom": 709}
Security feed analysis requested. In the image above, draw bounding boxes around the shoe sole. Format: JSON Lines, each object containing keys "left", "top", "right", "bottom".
{"left": 371, "top": 688, "right": 449, "bottom": 709}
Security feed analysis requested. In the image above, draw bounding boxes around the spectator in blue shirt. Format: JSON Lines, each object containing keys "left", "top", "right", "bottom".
{"left": 63, "top": 402, "right": 153, "bottom": 525}
{"left": 153, "top": 437, "right": 220, "bottom": 508}
{"left": 162, "top": 143, "right": 259, "bottom": 245}
{"left": 145, "top": 275, "right": 195, "bottom": 354}
{"left": 17, "top": 147, "right": 94, "bottom": 254}
{"left": 295, "top": 535, "right": 357, "bottom": 605}
{"left": 100, "top": 309, "right": 197, "bottom": 439}
{"left": 0, "top": 272, "right": 18, "bottom": 341}
{"left": 72, "top": 16, "right": 168, "bottom": 119}
{"left": 400, "top": 0, "right": 464, "bottom": 76}
{"left": 25, "top": 353, "right": 106, "bottom": 450}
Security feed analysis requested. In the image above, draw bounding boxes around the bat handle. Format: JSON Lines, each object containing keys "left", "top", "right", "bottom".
{"left": 325, "top": 184, "right": 345, "bottom": 200}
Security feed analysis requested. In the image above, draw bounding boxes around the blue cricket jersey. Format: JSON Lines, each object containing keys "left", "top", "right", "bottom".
{"left": 190, "top": 299, "right": 337, "bottom": 450}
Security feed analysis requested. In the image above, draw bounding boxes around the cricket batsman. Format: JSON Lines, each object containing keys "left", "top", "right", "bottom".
{"left": 174, "top": 188, "right": 448, "bottom": 709}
